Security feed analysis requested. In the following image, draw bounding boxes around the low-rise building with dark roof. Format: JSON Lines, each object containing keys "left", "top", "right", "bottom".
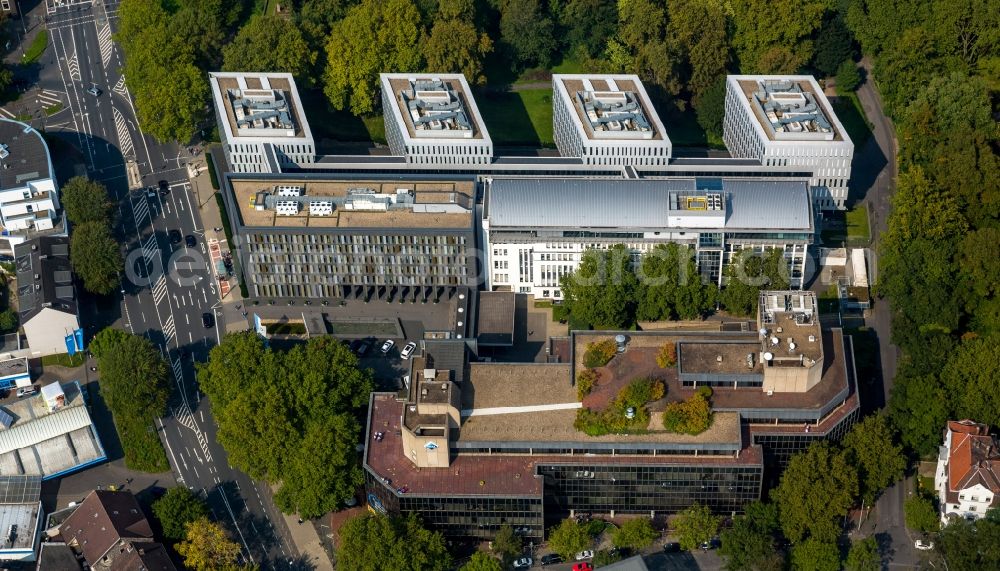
{"left": 55, "top": 490, "right": 175, "bottom": 571}
{"left": 475, "top": 292, "right": 515, "bottom": 347}
{"left": 14, "top": 236, "right": 79, "bottom": 357}
{"left": 0, "top": 119, "right": 62, "bottom": 252}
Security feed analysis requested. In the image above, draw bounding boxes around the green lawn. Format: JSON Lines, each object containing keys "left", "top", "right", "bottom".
{"left": 476, "top": 89, "right": 554, "bottom": 147}
{"left": 299, "top": 89, "right": 386, "bottom": 144}
{"left": 44, "top": 103, "right": 63, "bottom": 116}
{"left": 660, "top": 106, "right": 726, "bottom": 149}
{"left": 41, "top": 352, "right": 86, "bottom": 367}
{"left": 205, "top": 151, "right": 220, "bottom": 190}
{"left": 832, "top": 92, "right": 873, "bottom": 147}
{"left": 22, "top": 30, "right": 48, "bottom": 64}
{"left": 846, "top": 205, "right": 871, "bottom": 246}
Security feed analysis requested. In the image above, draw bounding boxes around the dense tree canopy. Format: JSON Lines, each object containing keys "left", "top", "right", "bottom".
{"left": 790, "top": 538, "right": 841, "bottom": 571}
{"left": 845, "top": 537, "right": 881, "bottom": 571}
{"left": 841, "top": 414, "right": 906, "bottom": 504}
{"left": 152, "top": 487, "right": 210, "bottom": 541}
{"left": 197, "top": 333, "right": 373, "bottom": 517}
{"left": 70, "top": 221, "right": 122, "bottom": 296}
{"left": 719, "top": 249, "right": 789, "bottom": 317}
{"left": 489, "top": 524, "right": 521, "bottom": 566}
{"left": 61, "top": 177, "right": 113, "bottom": 226}
{"left": 719, "top": 501, "right": 783, "bottom": 571}
{"left": 547, "top": 518, "right": 592, "bottom": 560}
{"left": 673, "top": 503, "right": 720, "bottom": 551}
{"left": 498, "top": 0, "right": 557, "bottom": 69}
{"left": 337, "top": 513, "right": 451, "bottom": 571}
{"left": 222, "top": 15, "right": 316, "bottom": 80}
{"left": 423, "top": 0, "right": 492, "bottom": 84}
{"left": 612, "top": 517, "right": 657, "bottom": 550}
{"left": 175, "top": 518, "right": 251, "bottom": 571}
{"left": 772, "top": 442, "right": 858, "bottom": 543}
{"left": 559, "top": 245, "right": 638, "bottom": 329}
{"left": 729, "top": 0, "right": 830, "bottom": 73}
{"left": 462, "top": 552, "right": 503, "bottom": 571}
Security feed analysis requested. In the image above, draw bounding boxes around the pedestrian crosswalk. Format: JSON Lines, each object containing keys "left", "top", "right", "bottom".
{"left": 112, "top": 107, "right": 134, "bottom": 159}
{"left": 142, "top": 234, "right": 159, "bottom": 263}
{"left": 98, "top": 24, "right": 114, "bottom": 69}
{"left": 152, "top": 274, "right": 168, "bottom": 305}
{"left": 37, "top": 90, "right": 62, "bottom": 108}
{"left": 162, "top": 314, "right": 176, "bottom": 342}
{"left": 130, "top": 192, "right": 150, "bottom": 226}
{"left": 67, "top": 54, "right": 81, "bottom": 82}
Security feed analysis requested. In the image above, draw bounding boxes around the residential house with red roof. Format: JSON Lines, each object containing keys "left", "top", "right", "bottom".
{"left": 934, "top": 420, "right": 1000, "bottom": 524}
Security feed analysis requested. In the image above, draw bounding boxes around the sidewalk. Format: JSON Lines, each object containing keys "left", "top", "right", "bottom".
{"left": 272, "top": 486, "right": 335, "bottom": 571}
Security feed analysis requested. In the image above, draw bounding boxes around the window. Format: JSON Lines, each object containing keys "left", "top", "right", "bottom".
{"left": 971, "top": 496, "right": 978, "bottom": 502}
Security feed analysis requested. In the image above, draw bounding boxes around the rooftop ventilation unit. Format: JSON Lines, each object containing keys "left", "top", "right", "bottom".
{"left": 0, "top": 144, "right": 8, "bottom": 160}
{"left": 275, "top": 185, "right": 302, "bottom": 197}
{"left": 275, "top": 200, "right": 299, "bottom": 216}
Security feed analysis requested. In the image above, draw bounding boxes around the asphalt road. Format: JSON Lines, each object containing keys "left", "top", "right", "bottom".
{"left": 36, "top": 3, "right": 301, "bottom": 568}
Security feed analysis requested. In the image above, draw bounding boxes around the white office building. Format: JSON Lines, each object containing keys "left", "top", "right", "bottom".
{"left": 553, "top": 74, "right": 671, "bottom": 166}
{"left": 483, "top": 177, "right": 814, "bottom": 299}
{"left": 209, "top": 72, "right": 315, "bottom": 173}
{"left": 723, "top": 75, "right": 853, "bottom": 210}
{"left": 0, "top": 120, "right": 60, "bottom": 252}
{"left": 381, "top": 74, "right": 493, "bottom": 165}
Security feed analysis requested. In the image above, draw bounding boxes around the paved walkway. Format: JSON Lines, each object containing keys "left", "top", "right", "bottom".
{"left": 270, "top": 485, "right": 335, "bottom": 571}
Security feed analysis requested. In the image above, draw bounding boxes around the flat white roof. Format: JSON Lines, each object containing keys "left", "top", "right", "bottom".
{"left": 727, "top": 75, "right": 852, "bottom": 146}
{"left": 209, "top": 72, "right": 313, "bottom": 144}
{"left": 553, "top": 74, "right": 670, "bottom": 145}
{"left": 381, "top": 74, "right": 492, "bottom": 146}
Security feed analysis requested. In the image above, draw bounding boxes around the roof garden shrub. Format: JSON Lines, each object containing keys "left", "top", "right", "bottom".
{"left": 583, "top": 339, "right": 618, "bottom": 368}
{"left": 574, "top": 377, "right": 662, "bottom": 436}
{"left": 577, "top": 368, "right": 599, "bottom": 400}
{"left": 662, "top": 392, "right": 714, "bottom": 435}
{"left": 656, "top": 343, "right": 677, "bottom": 368}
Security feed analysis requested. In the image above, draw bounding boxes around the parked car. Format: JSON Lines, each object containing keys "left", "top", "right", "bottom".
{"left": 87, "top": 86, "right": 101, "bottom": 96}
{"left": 356, "top": 338, "right": 372, "bottom": 356}
{"left": 158, "top": 180, "right": 170, "bottom": 194}
{"left": 185, "top": 235, "right": 196, "bottom": 248}
{"left": 201, "top": 312, "right": 214, "bottom": 328}
{"left": 575, "top": 550, "right": 594, "bottom": 560}
{"left": 540, "top": 554, "right": 563, "bottom": 566}
{"left": 380, "top": 339, "right": 394, "bottom": 354}
{"left": 699, "top": 537, "right": 721, "bottom": 550}
{"left": 169, "top": 229, "right": 182, "bottom": 244}
{"left": 349, "top": 339, "right": 363, "bottom": 354}
{"left": 512, "top": 558, "right": 532, "bottom": 569}
{"left": 16, "top": 386, "right": 36, "bottom": 398}
{"left": 400, "top": 341, "right": 417, "bottom": 360}
{"left": 572, "top": 564, "right": 593, "bottom": 571}
{"left": 914, "top": 539, "right": 934, "bottom": 551}
{"left": 0, "top": 254, "right": 13, "bottom": 262}
{"left": 663, "top": 542, "right": 681, "bottom": 553}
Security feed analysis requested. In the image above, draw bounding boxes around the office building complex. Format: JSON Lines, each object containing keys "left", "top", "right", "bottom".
{"left": 0, "top": 119, "right": 61, "bottom": 251}
{"left": 483, "top": 177, "right": 814, "bottom": 297}
{"left": 381, "top": 74, "right": 493, "bottom": 165}
{"left": 553, "top": 74, "right": 671, "bottom": 166}
{"left": 364, "top": 292, "right": 860, "bottom": 541}
{"left": 220, "top": 174, "right": 478, "bottom": 300}
{"left": 934, "top": 420, "right": 1000, "bottom": 524}
{"left": 723, "top": 75, "right": 853, "bottom": 210}
{"left": 209, "top": 72, "right": 314, "bottom": 173}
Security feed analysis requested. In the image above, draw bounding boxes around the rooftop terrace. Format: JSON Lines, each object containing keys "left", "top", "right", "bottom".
{"left": 229, "top": 177, "right": 475, "bottom": 230}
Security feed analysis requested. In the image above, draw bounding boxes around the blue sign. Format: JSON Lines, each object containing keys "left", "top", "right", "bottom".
{"left": 367, "top": 492, "right": 386, "bottom": 515}
{"left": 65, "top": 334, "right": 77, "bottom": 356}
{"left": 74, "top": 329, "right": 85, "bottom": 352}
{"left": 424, "top": 441, "right": 439, "bottom": 450}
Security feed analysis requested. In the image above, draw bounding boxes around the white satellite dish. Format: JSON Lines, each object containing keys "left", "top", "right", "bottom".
{"left": 770, "top": 336, "right": 779, "bottom": 346}
{"left": 763, "top": 352, "right": 773, "bottom": 361}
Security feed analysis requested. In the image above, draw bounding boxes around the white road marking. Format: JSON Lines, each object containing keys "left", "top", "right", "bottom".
{"left": 97, "top": 24, "right": 113, "bottom": 68}
{"left": 112, "top": 107, "right": 135, "bottom": 159}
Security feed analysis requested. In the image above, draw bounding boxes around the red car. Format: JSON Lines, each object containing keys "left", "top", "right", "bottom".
{"left": 573, "top": 564, "right": 593, "bottom": 571}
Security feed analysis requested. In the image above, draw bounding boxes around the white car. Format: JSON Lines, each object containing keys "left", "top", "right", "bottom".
{"left": 16, "top": 386, "right": 36, "bottom": 398}
{"left": 512, "top": 557, "right": 533, "bottom": 569}
{"left": 914, "top": 539, "right": 934, "bottom": 551}
{"left": 575, "top": 550, "right": 594, "bottom": 560}
{"left": 380, "top": 339, "right": 395, "bottom": 354}
{"left": 400, "top": 342, "right": 417, "bottom": 360}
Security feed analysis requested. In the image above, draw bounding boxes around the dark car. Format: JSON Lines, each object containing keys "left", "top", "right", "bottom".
{"left": 158, "top": 180, "right": 170, "bottom": 194}
{"left": 348, "top": 339, "right": 363, "bottom": 354}
{"left": 356, "top": 338, "right": 373, "bottom": 356}
{"left": 0, "top": 254, "right": 12, "bottom": 262}
{"left": 540, "top": 554, "right": 563, "bottom": 566}
{"left": 201, "top": 312, "right": 214, "bottom": 328}
{"left": 185, "top": 235, "right": 196, "bottom": 248}
{"left": 663, "top": 542, "right": 681, "bottom": 553}
{"left": 169, "top": 229, "right": 182, "bottom": 244}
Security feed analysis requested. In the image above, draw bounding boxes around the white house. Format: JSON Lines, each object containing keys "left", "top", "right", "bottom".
{"left": 723, "top": 75, "right": 853, "bottom": 210}
{"left": 209, "top": 72, "right": 315, "bottom": 173}
{"left": 935, "top": 420, "right": 1000, "bottom": 524}
{"left": 0, "top": 119, "right": 60, "bottom": 252}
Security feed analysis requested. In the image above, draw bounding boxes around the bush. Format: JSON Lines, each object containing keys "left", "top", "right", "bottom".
{"left": 696, "top": 386, "right": 713, "bottom": 399}
{"left": 612, "top": 517, "right": 658, "bottom": 550}
{"left": 593, "top": 549, "right": 623, "bottom": 567}
{"left": 583, "top": 339, "right": 617, "bottom": 368}
{"left": 618, "top": 377, "right": 665, "bottom": 406}
{"left": 662, "top": 393, "right": 713, "bottom": 435}
{"left": 656, "top": 343, "right": 677, "bottom": 368}
{"left": 904, "top": 493, "right": 940, "bottom": 534}
{"left": 577, "top": 369, "right": 598, "bottom": 400}
{"left": 574, "top": 377, "right": 662, "bottom": 436}
{"left": 837, "top": 60, "right": 861, "bottom": 93}
{"left": 0, "top": 309, "right": 18, "bottom": 334}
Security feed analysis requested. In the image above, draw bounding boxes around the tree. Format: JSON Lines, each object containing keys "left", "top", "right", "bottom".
{"left": 153, "top": 487, "right": 210, "bottom": 541}
{"left": 605, "top": 0, "right": 680, "bottom": 98}
{"left": 61, "top": 177, "right": 112, "bottom": 225}
{"left": 728, "top": 0, "right": 830, "bottom": 74}
{"left": 836, "top": 60, "right": 861, "bottom": 92}
{"left": 790, "top": 538, "right": 840, "bottom": 571}
{"left": 548, "top": 518, "right": 591, "bottom": 560}
{"left": 841, "top": 414, "right": 907, "bottom": 504}
{"left": 636, "top": 244, "right": 716, "bottom": 322}
{"left": 662, "top": 392, "right": 713, "bottom": 435}
{"left": 337, "top": 513, "right": 451, "bottom": 571}
{"left": 90, "top": 328, "right": 170, "bottom": 419}
{"left": 499, "top": 0, "right": 556, "bottom": 68}
{"left": 719, "top": 501, "right": 782, "bottom": 571}
{"left": 423, "top": 0, "right": 492, "bottom": 85}
{"left": 175, "top": 518, "right": 245, "bottom": 571}
{"left": 462, "top": 552, "right": 502, "bottom": 571}
{"left": 695, "top": 76, "right": 727, "bottom": 138}
{"left": 70, "top": 222, "right": 122, "bottom": 295}
{"left": 490, "top": 524, "right": 521, "bottom": 565}
{"left": 560, "top": 245, "right": 639, "bottom": 329}
{"left": 667, "top": 0, "right": 729, "bottom": 103}
{"left": 612, "top": 517, "right": 657, "bottom": 550}
{"left": 198, "top": 334, "right": 374, "bottom": 517}
{"left": 719, "top": 249, "right": 789, "bottom": 317}
{"left": 904, "top": 494, "right": 940, "bottom": 534}
{"left": 772, "top": 442, "right": 858, "bottom": 543}
{"left": 845, "top": 537, "right": 881, "bottom": 571}
{"left": 323, "top": 0, "right": 424, "bottom": 115}
{"left": 560, "top": 0, "right": 618, "bottom": 58}
{"left": 673, "top": 503, "right": 720, "bottom": 551}
{"left": 298, "top": 0, "right": 357, "bottom": 47}
{"left": 814, "top": 15, "right": 855, "bottom": 76}
{"left": 0, "top": 310, "right": 17, "bottom": 334}
{"left": 223, "top": 15, "right": 316, "bottom": 81}
{"left": 888, "top": 363, "right": 951, "bottom": 457}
